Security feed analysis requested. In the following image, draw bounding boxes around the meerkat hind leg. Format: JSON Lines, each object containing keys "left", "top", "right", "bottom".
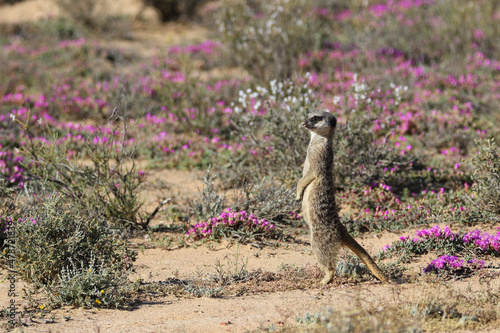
{"left": 314, "top": 245, "right": 339, "bottom": 285}
{"left": 320, "top": 268, "right": 335, "bottom": 285}
{"left": 341, "top": 232, "right": 390, "bottom": 283}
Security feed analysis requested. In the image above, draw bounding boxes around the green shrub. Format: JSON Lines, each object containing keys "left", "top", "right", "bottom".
{"left": 0, "top": 176, "right": 18, "bottom": 246}
{"left": 467, "top": 139, "right": 500, "bottom": 215}
{"left": 189, "top": 170, "right": 227, "bottom": 222}
{"left": 20, "top": 118, "right": 151, "bottom": 231}
{"left": 189, "top": 170, "right": 299, "bottom": 227}
{"left": 8, "top": 193, "right": 135, "bottom": 286}
{"left": 220, "top": 76, "right": 316, "bottom": 186}
{"left": 231, "top": 178, "right": 300, "bottom": 226}
{"left": 48, "top": 254, "right": 136, "bottom": 309}
{"left": 217, "top": 0, "right": 327, "bottom": 81}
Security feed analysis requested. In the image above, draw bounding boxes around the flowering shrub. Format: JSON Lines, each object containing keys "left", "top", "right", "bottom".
{"left": 186, "top": 209, "right": 277, "bottom": 243}
{"left": 380, "top": 225, "right": 500, "bottom": 263}
{"left": 423, "top": 255, "right": 485, "bottom": 276}
{"left": 463, "top": 229, "right": 500, "bottom": 254}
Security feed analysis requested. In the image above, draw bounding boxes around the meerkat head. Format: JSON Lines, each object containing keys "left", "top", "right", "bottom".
{"left": 303, "top": 111, "right": 337, "bottom": 138}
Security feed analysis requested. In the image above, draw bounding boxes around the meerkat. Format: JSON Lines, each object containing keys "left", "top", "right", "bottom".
{"left": 297, "top": 111, "right": 390, "bottom": 284}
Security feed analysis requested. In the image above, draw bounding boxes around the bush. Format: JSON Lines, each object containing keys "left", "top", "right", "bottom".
{"left": 7, "top": 193, "right": 136, "bottom": 286}
{"left": 0, "top": 176, "right": 18, "bottom": 245}
{"left": 186, "top": 171, "right": 297, "bottom": 245}
{"left": 19, "top": 116, "right": 153, "bottom": 231}
{"left": 189, "top": 170, "right": 227, "bottom": 222}
{"left": 189, "top": 170, "right": 300, "bottom": 228}
{"left": 217, "top": 0, "right": 327, "bottom": 81}
{"left": 221, "top": 75, "right": 316, "bottom": 186}
{"left": 186, "top": 208, "right": 277, "bottom": 244}
{"left": 48, "top": 254, "right": 136, "bottom": 309}
{"left": 467, "top": 139, "right": 500, "bottom": 215}
{"left": 331, "top": 0, "right": 500, "bottom": 65}
{"left": 231, "top": 178, "right": 300, "bottom": 226}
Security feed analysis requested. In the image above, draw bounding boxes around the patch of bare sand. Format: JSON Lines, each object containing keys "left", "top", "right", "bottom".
{"left": 0, "top": 0, "right": 155, "bottom": 24}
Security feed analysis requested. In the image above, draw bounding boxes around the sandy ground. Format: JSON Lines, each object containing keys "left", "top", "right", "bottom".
{"left": 0, "top": 0, "right": 153, "bottom": 24}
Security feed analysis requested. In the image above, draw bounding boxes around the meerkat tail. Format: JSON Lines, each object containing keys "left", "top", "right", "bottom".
{"left": 341, "top": 232, "right": 390, "bottom": 283}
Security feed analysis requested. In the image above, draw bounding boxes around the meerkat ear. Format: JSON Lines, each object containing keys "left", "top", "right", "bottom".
{"left": 330, "top": 116, "right": 337, "bottom": 129}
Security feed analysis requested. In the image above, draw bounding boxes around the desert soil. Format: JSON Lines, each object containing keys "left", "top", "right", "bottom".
{"left": 1, "top": 1, "right": 500, "bottom": 332}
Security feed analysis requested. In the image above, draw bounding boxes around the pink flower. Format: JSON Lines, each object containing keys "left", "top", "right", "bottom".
{"left": 473, "top": 29, "right": 485, "bottom": 40}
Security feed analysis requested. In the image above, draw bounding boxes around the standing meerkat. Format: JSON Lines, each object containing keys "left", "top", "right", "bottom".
{"left": 297, "top": 111, "right": 390, "bottom": 284}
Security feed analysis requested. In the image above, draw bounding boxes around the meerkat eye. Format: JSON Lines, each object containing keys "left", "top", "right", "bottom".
{"left": 310, "top": 116, "right": 322, "bottom": 123}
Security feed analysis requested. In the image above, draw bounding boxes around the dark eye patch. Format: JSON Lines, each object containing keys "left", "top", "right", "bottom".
{"left": 310, "top": 115, "right": 322, "bottom": 122}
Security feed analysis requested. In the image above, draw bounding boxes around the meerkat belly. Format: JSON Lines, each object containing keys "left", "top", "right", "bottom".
{"left": 303, "top": 180, "right": 335, "bottom": 218}
{"left": 301, "top": 179, "right": 318, "bottom": 227}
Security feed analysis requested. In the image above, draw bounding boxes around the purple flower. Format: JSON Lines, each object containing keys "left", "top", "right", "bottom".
{"left": 424, "top": 255, "right": 463, "bottom": 273}
{"left": 424, "top": 255, "right": 484, "bottom": 275}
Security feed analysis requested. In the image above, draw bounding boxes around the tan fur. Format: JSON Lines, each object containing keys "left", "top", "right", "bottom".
{"left": 297, "top": 111, "right": 390, "bottom": 284}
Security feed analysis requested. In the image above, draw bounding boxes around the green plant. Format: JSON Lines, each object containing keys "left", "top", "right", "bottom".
{"left": 189, "top": 169, "right": 227, "bottom": 222}
{"left": 184, "top": 283, "right": 224, "bottom": 298}
{"left": 0, "top": 176, "right": 18, "bottom": 245}
{"left": 225, "top": 75, "right": 417, "bottom": 192}
{"left": 467, "top": 139, "right": 500, "bottom": 215}
{"left": 217, "top": 0, "right": 327, "bottom": 81}
{"left": 48, "top": 254, "right": 136, "bottom": 309}
{"left": 209, "top": 245, "right": 251, "bottom": 285}
{"left": 222, "top": 76, "right": 316, "bottom": 186}
{"left": 335, "top": 255, "right": 367, "bottom": 279}
{"left": 19, "top": 111, "right": 163, "bottom": 231}
{"left": 231, "top": 178, "right": 301, "bottom": 226}
{"left": 8, "top": 193, "right": 136, "bottom": 286}
{"left": 186, "top": 208, "right": 279, "bottom": 245}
